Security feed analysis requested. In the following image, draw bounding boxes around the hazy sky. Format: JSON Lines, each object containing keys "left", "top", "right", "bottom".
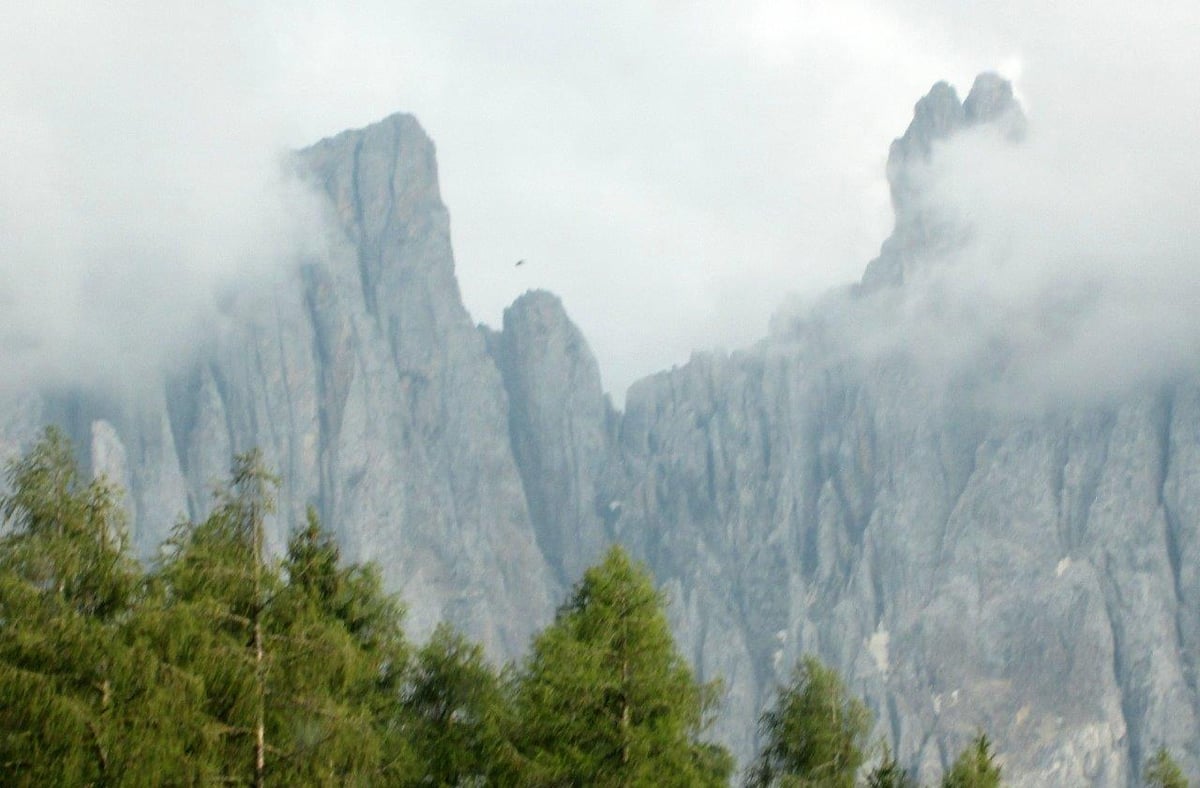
{"left": 2, "top": 1, "right": 1197, "bottom": 401}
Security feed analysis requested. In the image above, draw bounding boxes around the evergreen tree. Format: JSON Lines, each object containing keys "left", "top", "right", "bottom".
{"left": 272, "top": 507, "right": 415, "bottom": 783}
{"left": 940, "top": 733, "right": 1001, "bottom": 788}
{"left": 746, "top": 654, "right": 872, "bottom": 787}
{"left": 153, "top": 468, "right": 416, "bottom": 785}
{"left": 509, "top": 545, "right": 732, "bottom": 786}
{"left": 403, "top": 622, "right": 507, "bottom": 786}
{"left": 1144, "top": 747, "right": 1188, "bottom": 788}
{"left": 0, "top": 428, "right": 209, "bottom": 784}
{"left": 865, "top": 745, "right": 918, "bottom": 788}
{"left": 151, "top": 450, "right": 279, "bottom": 785}
{"left": 0, "top": 428, "right": 131, "bottom": 783}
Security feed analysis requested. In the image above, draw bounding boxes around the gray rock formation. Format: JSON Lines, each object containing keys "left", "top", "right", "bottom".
{"left": 2, "top": 76, "right": 1196, "bottom": 785}
{"left": 484, "top": 290, "right": 622, "bottom": 586}
{"left": 2, "top": 114, "right": 560, "bottom": 657}
{"left": 861, "top": 73, "right": 1025, "bottom": 291}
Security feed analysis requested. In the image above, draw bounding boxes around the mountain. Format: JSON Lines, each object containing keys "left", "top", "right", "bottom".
{"left": 2, "top": 75, "right": 1196, "bottom": 785}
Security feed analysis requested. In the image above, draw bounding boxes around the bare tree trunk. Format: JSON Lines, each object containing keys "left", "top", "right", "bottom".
{"left": 253, "top": 509, "right": 266, "bottom": 788}
{"left": 232, "top": 451, "right": 277, "bottom": 788}
{"left": 254, "top": 611, "right": 265, "bottom": 788}
{"left": 620, "top": 605, "right": 631, "bottom": 787}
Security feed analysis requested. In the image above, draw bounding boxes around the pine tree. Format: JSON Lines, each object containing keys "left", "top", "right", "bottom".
{"left": 403, "top": 622, "right": 507, "bottom": 785}
{"left": 272, "top": 507, "right": 415, "bottom": 783}
{"left": 0, "top": 428, "right": 131, "bottom": 782}
{"left": 940, "top": 733, "right": 1002, "bottom": 788}
{"left": 1144, "top": 747, "right": 1188, "bottom": 788}
{"left": 746, "top": 654, "right": 872, "bottom": 788}
{"left": 153, "top": 465, "right": 416, "bottom": 784}
{"left": 0, "top": 428, "right": 210, "bottom": 784}
{"left": 150, "top": 450, "right": 279, "bottom": 785}
{"left": 509, "top": 545, "right": 732, "bottom": 786}
{"left": 865, "top": 745, "right": 919, "bottom": 788}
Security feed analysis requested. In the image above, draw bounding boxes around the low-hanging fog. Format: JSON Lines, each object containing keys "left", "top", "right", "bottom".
{"left": 1, "top": 1, "right": 1196, "bottom": 406}
{"left": 0, "top": 2, "right": 325, "bottom": 393}
{"left": 821, "top": 6, "right": 1200, "bottom": 411}
{"left": 866, "top": 114, "right": 1200, "bottom": 410}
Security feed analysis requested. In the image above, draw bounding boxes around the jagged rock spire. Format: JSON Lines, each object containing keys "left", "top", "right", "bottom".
{"left": 860, "top": 73, "right": 1025, "bottom": 291}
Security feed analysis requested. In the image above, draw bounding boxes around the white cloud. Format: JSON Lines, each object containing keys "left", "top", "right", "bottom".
{"left": 0, "top": 1, "right": 325, "bottom": 392}
{"left": 822, "top": 40, "right": 1200, "bottom": 409}
{"left": 2, "top": 1, "right": 1196, "bottom": 406}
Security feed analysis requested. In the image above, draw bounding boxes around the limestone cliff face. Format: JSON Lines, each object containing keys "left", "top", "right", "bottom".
{"left": 2, "top": 114, "right": 558, "bottom": 656}
{"left": 617, "top": 346, "right": 1200, "bottom": 784}
{"left": 597, "top": 77, "right": 1199, "bottom": 784}
{"left": 3, "top": 78, "right": 1198, "bottom": 785}
{"left": 484, "top": 290, "right": 622, "bottom": 586}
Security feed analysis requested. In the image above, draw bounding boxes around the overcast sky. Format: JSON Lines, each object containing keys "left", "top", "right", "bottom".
{"left": 2, "top": 1, "right": 1197, "bottom": 401}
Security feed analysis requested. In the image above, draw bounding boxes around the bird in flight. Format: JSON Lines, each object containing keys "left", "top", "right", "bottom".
{"left": 515, "top": 259, "right": 526, "bottom": 267}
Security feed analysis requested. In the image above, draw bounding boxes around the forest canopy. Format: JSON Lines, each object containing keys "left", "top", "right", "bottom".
{"left": 3, "top": 428, "right": 1163, "bottom": 786}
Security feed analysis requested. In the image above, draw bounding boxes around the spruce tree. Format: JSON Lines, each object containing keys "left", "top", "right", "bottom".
{"left": 403, "top": 622, "right": 507, "bottom": 785}
{"left": 746, "top": 654, "right": 872, "bottom": 788}
{"left": 149, "top": 450, "right": 281, "bottom": 784}
{"left": 509, "top": 545, "right": 732, "bottom": 786}
{"left": 272, "top": 507, "right": 415, "bottom": 783}
{"left": 153, "top": 466, "right": 416, "bottom": 784}
{"left": 0, "top": 428, "right": 209, "bottom": 784}
{"left": 940, "top": 733, "right": 1002, "bottom": 788}
{"left": 1144, "top": 747, "right": 1188, "bottom": 788}
{"left": 0, "top": 428, "right": 131, "bottom": 783}
{"left": 865, "top": 745, "right": 919, "bottom": 788}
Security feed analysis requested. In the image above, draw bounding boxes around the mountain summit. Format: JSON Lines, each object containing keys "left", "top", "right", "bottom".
{"left": 862, "top": 73, "right": 1025, "bottom": 291}
{"left": 2, "top": 76, "right": 1196, "bottom": 784}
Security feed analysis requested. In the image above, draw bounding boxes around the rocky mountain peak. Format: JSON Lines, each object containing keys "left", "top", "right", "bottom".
{"left": 485, "top": 289, "right": 620, "bottom": 585}
{"left": 890, "top": 80, "right": 964, "bottom": 167}
{"left": 6, "top": 77, "right": 1197, "bottom": 786}
{"left": 297, "top": 112, "right": 461, "bottom": 329}
{"left": 861, "top": 73, "right": 1024, "bottom": 291}
{"left": 963, "top": 72, "right": 1024, "bottom": 132}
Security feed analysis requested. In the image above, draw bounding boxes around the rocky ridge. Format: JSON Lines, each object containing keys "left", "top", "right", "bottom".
{"left": 1, "top": 75, "right": 1196, "bottom": 785}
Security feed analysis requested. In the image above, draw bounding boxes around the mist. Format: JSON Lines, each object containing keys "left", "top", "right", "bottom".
{"left": 2, "top": 1, "right": 1197, "bottom": 409}
{"left": 0, "top": 2, "right": 324, "bottom": 394}
{"left": 799, "top": 53, "right": 1200, "bottom": 411}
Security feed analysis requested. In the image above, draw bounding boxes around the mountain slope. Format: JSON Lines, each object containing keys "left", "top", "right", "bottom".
{"left": 2, "top": 77, "right": 1196, "bottom": 785}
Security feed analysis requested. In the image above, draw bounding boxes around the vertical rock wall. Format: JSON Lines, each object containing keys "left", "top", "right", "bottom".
{"left": 2, "top": 79, "right": 1197, "bottom": 785}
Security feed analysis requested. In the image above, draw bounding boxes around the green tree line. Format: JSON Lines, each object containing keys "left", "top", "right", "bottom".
{"left": 0, "top": 429, "right": 1190, "bottom": 786}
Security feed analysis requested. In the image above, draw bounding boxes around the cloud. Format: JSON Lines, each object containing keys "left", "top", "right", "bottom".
{"left": 1, "top": 0, "right": 975, "bottom": 403}
{"left": 280, "top": 0, "right": 973, "bottom": 402}
{"left": 804, "top": 44, "right": 1200, "bottom": 410}
{"left": 926, "top": 127, "right": 1199, "bottom": 407}
{"left": 0, "top": 1, "right": 323, "bottom": 393}
{"left": 2, "top": 1, "right": 1196, "bottom": 411}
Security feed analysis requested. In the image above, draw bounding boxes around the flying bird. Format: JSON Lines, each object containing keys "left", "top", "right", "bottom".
{"left": 515, "top": 259, "right": 526, "bottom": 267}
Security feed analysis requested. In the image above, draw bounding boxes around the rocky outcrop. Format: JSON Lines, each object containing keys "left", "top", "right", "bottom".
{"left": 861, "top": 73, "right": 1025, "bottom": 291}
{"left": 2, "top": 114, "right": 559, "bottom": 656}
{"left": 593, "top": 78, "right": 1199, "bottom": 783}
{"left": 484, "top": 290, "right": 622, "bottom": 585}
{"left": 3, "top": 77, "right": 1197, "bottom": 785}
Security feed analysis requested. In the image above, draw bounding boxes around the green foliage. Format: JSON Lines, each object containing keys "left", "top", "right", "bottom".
{"left": 149, "top": 450, "right": 281, "bottom": 783}
{"left": 0, "top": 434, "right": 417, "bottom": 784}
{"left": 1144, "top": 747, "right": 1188, "bottom": 788}
{"left": 509, "top": 544, "right": 731, "bottom": 787}
{"left": 0, "top": 427, "right": 135, "bottom": 619}
{"left": 403, "top": 622, "right": 507, "bottom": 786}
{"left": 270, "top": 508, "right": 415, "bottom": 784}
{"left": 746, "top": 654, "right": 872, "bottom": 787}
{"left": 865, "top": 746, "right": 919, "bottom": 788}
{"left": 941, "top": 733, "right": 1002, "bottom": 788}
{"left": 152, "top": 464, "right": 414, "bottom": 784}
{"left": 1, "top": 431, "right": 944, "bottom": 786}
{"left": 0, "top": 428, "right": 209, "bottom": 784}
